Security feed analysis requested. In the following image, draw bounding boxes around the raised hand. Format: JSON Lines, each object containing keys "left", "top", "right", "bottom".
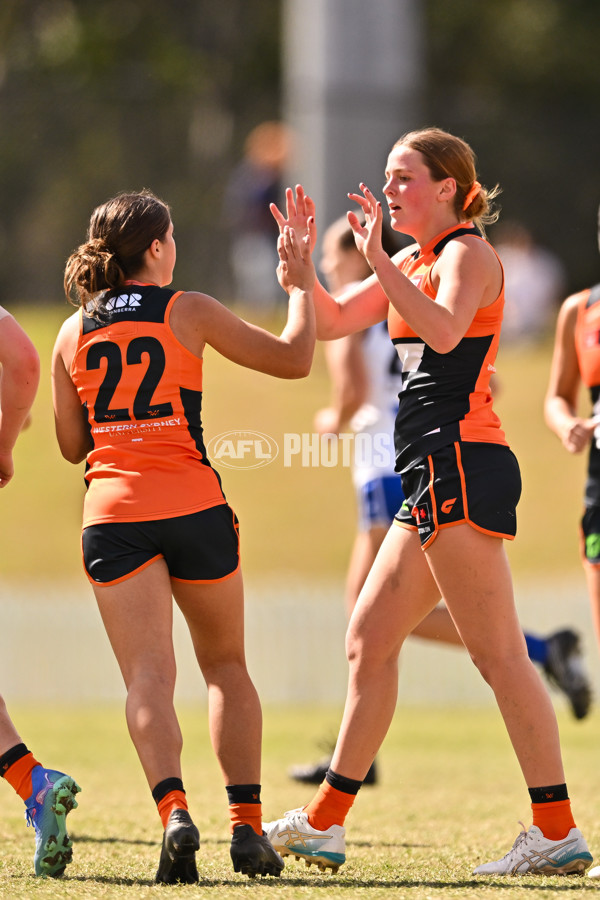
{"left": 271, "top": 185, "right": 317, "bottom": 251}
{"left": 347, "top": 183, "right": 385, "bottom": 269}
{"left": 276, "top": 225, "right": 316, "bottom": 295}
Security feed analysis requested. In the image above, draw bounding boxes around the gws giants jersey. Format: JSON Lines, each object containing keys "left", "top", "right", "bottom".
{"left": 70, "top": 285, "right": 226, "bottom": 527}
{"left": 388, "top": 223, "right": 508, "bottom": 473}
{"left": 574, "top": 283, "right": 600, "bottom": 506}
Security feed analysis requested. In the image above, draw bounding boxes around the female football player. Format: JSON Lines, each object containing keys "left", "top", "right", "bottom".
{"left": 52, "top": 190, "right": 315, "bottom": 882}
{"left": 265, "top": 128, "right": 592, "bottom": 877}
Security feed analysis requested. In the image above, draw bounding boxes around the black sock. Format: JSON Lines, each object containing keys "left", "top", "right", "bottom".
{"left": 152, "top": 777, "right": 185, "bottom": 804}
{"left": 528, "top": 783, "right": 569, "bottom": 804}
{"left": 226, "top": 784, "right": 261, "bottom": 805}
{"left": 325, "top": 768, "right": 362, "bottom": 795}
{"left": 0, "top": 743, "right": 30, "bottom": 777}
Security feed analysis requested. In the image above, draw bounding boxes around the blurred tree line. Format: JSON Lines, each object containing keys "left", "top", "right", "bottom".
{"left": 426, "top": 0, "right": 600, "bottom": 296}
{"left": 0, "top": 0, "right": 281, "bottom": 305}
{"left": 0, "top": 0, "right": 599, "bottom": 306}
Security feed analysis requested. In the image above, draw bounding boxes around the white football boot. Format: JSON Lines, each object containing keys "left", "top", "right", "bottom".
{"left": 264, "top": 808, "right": 345, "bottom": 873}
{"left": 473, "top": 824, "right": 592, "bottom": 875}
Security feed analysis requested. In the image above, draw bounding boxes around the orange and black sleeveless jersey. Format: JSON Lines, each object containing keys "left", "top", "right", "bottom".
{"left": 574, "top": 282, "right": 600, "bottom": 506}
{"left": 70, "top": 285, "right": 226, "bottom": 527}
{"left": 388, "top": 222, "right": 508, "bottom": 473}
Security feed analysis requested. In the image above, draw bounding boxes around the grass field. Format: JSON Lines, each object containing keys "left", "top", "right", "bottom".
{"left": 0, "top": 303, "right": 590, "bottom": 582}
{"left": 1, "top": 305, "right": 598, "bottom": 897}
{"left": 1, "top": 705, "right": 599, "bottom": 898}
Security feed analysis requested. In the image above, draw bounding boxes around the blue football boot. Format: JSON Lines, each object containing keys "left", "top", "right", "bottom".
{"left": 24, "top": 766, "right": 81, "bottom": 877}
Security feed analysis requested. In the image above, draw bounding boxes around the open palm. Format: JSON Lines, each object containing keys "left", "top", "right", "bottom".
{"left": 270, "top": 185, "right": 317, "bottom": 251}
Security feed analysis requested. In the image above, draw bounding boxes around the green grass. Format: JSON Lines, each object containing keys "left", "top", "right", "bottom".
{"left": 1, "top": 704, "right": 599, "bottom": 898}
{"left": 0, "top": 304, "right": 590, "bottom": 583}
{"left": 0, "top": 307, "right": 596, "bottom": 899}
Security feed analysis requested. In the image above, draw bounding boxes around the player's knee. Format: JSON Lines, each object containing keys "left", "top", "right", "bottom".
{"left": 127, "top": 665, "right": 177, "bottom": 699}
{"left": 200, "top": 655, "right": 251, "bottom": 686}
{"left": 345, "top": 627, "right": 402, "bottom": 672}
{"left": 468, "top": 645, "right": 526, "bottom": 687}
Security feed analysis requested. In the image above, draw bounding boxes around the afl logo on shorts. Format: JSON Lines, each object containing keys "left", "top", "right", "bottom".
{"left": 207, "top": 430, "right": 279, "bottom": 469}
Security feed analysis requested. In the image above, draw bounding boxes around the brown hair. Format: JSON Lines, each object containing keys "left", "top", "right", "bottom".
{"left": 323, "top": 214, "right": 401, "bottom": 286}
{"left": 64, "top": 190, "right": 171, "bottom": 312}
{"left": 334, "top": 214, "right": 400, "bottom": 259}
{"left": 394, "top": 127, "right": 500, "bottom": 232}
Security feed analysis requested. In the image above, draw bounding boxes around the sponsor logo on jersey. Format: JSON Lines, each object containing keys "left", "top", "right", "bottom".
{"left": 93, "top": 417, "right": 182, "bottom": 436}
{"left": 104, "top": 292, "right": 143, "bottom": 312}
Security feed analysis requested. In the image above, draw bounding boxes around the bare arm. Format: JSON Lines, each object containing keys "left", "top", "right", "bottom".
{"left": 350, "top": 186, "right": 502, "bottom": 353}
{"left": 312, "top": 275, "right": 391, "bottom": 341}
{"left": 52, "top": 313, "right": 93, "bottom": 464}
{"left": 0, "top": 311, "right": 40, "bottom": 487}
{"left": 544, "top": 293, "right": 595, "bottom": 454}
{"left": 172, "top": 226, "right": 316, "bottom": 378}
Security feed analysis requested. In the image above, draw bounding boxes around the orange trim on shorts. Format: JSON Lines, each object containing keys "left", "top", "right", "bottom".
{"left": 171, "top": 558, "right": 241, "bottom": 585}
{"left": 422, "top": 442, "right": 515, "bottom": 549}
{"left": 394, "top": 518, "right": 416, "bottom": 533}
{"left": 394, "top": 512, "right": 513, "bottom": 544}
{"left": 456, "top": 441, "right": 516, "bottom": 541}
{"left": 82, "top": 551, "right": 163, "bottom": 587}
{"left": 82, "top": 551, "right": 241, "bottom": 587}
{"left": 428, "top": 454, "right": 439, "bottom": 536}
{"left": 80, "top": 503, "right": 240, "bottom": 586}
{"left": 170, "top": 503, "right": 241, "bottom": 583}
{"left": 421, "top": 528, "right": 441, "bottom": 549}
{"left": 421, "top": 449, "right": 464, "bottom": 548}
{"left": 466, "top": 521, "right": 516, "bottom": 541}
{"left": 454, "top": 442, "right": 469, "bottom": 516}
